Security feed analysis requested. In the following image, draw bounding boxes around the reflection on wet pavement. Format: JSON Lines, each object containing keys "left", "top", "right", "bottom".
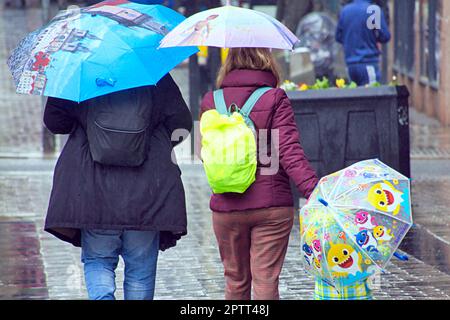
{"left": 410, "top": 109, "right": 450, "bottom": 158}
{"left": 410, "top": 178, "right": 450, "bottom": 243}
{"left": 401, "top": 224, "right": 450, "bottom": 276}
{"left": 2, "top": 167, "right": 450, "bottom": 300}
{"left": 0, "top": 219, "right": 48, "bottom": 299}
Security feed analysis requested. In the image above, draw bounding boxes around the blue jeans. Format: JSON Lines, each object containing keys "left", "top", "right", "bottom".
{"left": 81, "top": 229, "right": 159, "bottom": 300}
{"left": 347, "top": 63, "right": 381, "bottom": 86}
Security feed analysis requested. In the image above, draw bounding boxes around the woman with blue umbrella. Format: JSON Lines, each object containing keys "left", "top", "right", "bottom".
{"left": 8, "top": 0, "right": 197, "bottom": 300}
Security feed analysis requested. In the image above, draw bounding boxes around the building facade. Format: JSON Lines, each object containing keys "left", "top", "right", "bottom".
{"left": 388, "top": 0, "right": 450, "bottom": 125}
{"left": 319, "top": 0, "right": 448, "bottom": 125}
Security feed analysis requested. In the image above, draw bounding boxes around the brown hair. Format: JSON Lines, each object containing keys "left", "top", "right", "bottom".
{"left": 216, "top": 48, "right": 282, "bottom": 89}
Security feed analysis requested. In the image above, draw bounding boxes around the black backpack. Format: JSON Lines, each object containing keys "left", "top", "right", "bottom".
{"left": 86, "top": 88, "right": 153, "bottom": 167}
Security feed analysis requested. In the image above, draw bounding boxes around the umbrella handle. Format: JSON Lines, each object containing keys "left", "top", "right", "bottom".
{"left": 394, "top": 252, "right": 409, "bottom": 261}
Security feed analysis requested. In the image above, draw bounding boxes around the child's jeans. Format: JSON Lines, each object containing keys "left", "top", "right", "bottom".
{"left": 314, "top": 279, "right": 373, "bottom": 300}
{"left": 81, "top": 229, "right": 159, "bottom": 300}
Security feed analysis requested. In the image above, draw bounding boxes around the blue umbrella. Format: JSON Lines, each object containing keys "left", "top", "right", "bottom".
{"left": 7, "top": 0, "right": 197, "bottom": 102}
{"left": 130, "top": 0, "right": 175, "bottom": 8}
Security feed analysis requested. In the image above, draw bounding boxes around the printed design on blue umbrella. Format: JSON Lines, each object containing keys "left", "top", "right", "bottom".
{"left": 83, "top": 1, "right": 170, "bottom": 35}
{"left": 9, "top": 3, "right": 167, "bottom": 96}
{"left": 7, "top": 0, "right": 197, "bottom": 102}
{"left": 9, "top": 20, "right": 101, "bottom": 96}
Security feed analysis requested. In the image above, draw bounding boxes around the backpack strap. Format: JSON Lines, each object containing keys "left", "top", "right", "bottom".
{"left": 240, "top": 87, "right": 272, "bottom": 118}
{"left": 213, "top": 89, "right": 229, "bottom": 115}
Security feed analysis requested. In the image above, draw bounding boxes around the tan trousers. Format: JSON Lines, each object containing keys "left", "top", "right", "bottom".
{"left": 212, "top": 207, "right": 294, "bottom": 300}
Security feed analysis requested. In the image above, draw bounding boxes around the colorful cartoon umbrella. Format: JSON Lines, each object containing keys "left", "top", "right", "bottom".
{"left": 7, "top": 0, "right": 198, "bottom": 102}
{"left": 159, "top": 0, "right": 299, "bottom": 50}
{"left": 300, "top": 159, "right": 412, "bottom": 290}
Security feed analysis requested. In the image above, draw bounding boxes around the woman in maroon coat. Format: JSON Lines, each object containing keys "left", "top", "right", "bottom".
{"left": 200, "top": 48, "right": 319, "bottom": 300}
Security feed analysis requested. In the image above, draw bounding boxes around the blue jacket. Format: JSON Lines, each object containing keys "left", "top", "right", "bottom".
{"left": 336, "top": 0, "right": 391, "bottom": 65}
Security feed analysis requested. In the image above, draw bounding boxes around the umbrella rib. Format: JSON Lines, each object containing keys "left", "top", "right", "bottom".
{"left": 378, "top": 224, "right": 413, "bottom": 270}
{"left": 255, "top": 11, "right": 296, "bottom": 48}
{"left": 334, "top": 175, "right": 406, "bottom": 201}
{"left": 78, "top": 58, "right": 82, "bottom": 103}
{"left": 330, "top": 206, "right": 384, "bottom": 271}
{"left": 329, "top": 172, "right": 346, "bottom": 201}
{"left": 299, "top": 216, "right": 316, "bottom": 249}
{"left": 320, "top": 209, "right": 338, "bottom": 289}
{"left": 319, "top": 180, "right": 333, "bottom": 204}
{"left": 333, "top": 184, "right": 362, "bottom": 201}
{"left": 223, "top": 7, "right": 230, "bottom": 48}
{"left": 131, "top": 48, "right": 163, "bottom": 82}
{"left": 299, "top": 216, "right": 335, "bottom": 288}
{"left": 333, "top": 203, "right": 412, "bottom": 225}
{"left": 299, "top": 211, "right": 322, "bottom": 271}
{"left": 331, "top": 177, "right": 412, "bottom": 225}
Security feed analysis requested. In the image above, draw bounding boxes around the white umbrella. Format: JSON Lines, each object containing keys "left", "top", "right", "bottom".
{"left": 159, "top": 0, "right": 299, "bottom": 50}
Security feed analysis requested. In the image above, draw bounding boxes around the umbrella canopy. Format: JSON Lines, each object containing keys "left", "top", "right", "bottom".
{"left": 300, "top": 159, "right": 412, "bottom": 290}
{"left": 159, "top": 3, "right": 299, "bottom": 50}
{"left": 7, "top": 0, "right": 198, "bottom": 102}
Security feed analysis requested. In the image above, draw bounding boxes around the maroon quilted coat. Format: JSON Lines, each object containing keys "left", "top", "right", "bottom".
{"left": 200, "top": 69, "right": 319, "bottom": 213}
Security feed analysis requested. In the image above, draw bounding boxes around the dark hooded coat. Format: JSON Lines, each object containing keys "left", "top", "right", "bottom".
{"left": 43, "top": 74, "right": 192, "bottom": 249}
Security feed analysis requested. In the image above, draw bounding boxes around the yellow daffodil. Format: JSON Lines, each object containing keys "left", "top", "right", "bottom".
{"left": 336, "top": 78, "right": 346, "bottom": 88}
{"left": 299, "top": 83, "right": 309, "bottom": 91}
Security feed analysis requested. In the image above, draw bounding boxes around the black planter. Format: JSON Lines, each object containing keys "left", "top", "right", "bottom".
{"left": 287, "top": 85, "right": 411, "bottom": 184}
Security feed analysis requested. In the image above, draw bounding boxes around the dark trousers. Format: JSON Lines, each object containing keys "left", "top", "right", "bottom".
{"left": 348, "top": 63, "right": 381, "bottom": 86}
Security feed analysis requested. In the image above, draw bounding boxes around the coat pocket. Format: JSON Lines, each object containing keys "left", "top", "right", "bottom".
{"left": 87, "top": 112, "right": 150, "bottom": 167}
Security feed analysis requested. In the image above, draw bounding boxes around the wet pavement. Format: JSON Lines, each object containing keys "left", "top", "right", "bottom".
{"left": 410, "top": 108, "right": 450, "bottom": 159}
{"left": 2, "top": 5, "right": 450, "bottom": 300}
{"left": 2, "top": 162, "right": 450, "bottom": 300}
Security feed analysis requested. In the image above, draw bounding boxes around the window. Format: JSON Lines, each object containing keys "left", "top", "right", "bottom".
{"left": 420, "top": 0, "right": 441, "bottom": 86}
{"left": 394, "top": 0, "right": 416, "bottom": 75}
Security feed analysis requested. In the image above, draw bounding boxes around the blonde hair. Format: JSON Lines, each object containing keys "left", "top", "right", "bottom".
{"left": 216, "top": 48, "right": 281, "bottom": 89}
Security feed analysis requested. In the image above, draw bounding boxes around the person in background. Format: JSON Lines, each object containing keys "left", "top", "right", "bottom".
{"left": 336, "top": 0, "right": 391, "bottom": 86}
{"left": 200, "top": 48, "right": 319, "bottom": 300}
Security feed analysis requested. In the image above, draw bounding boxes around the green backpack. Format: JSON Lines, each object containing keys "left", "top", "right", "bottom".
{"left": 200, "top": 87, "right": 272, "bottom": 194}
